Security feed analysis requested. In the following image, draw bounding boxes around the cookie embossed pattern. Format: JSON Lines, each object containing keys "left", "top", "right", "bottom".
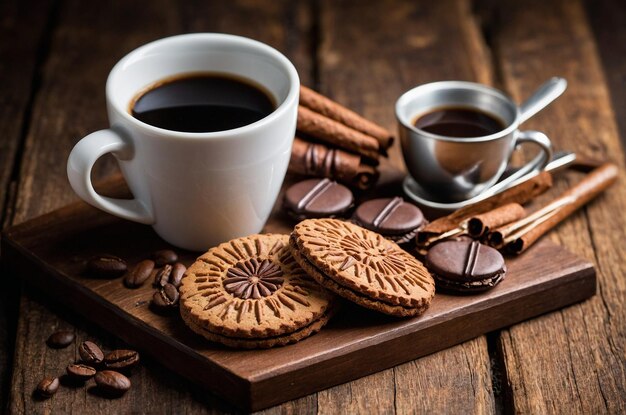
{"left": 223, "top": 259, "right": 284, "bottom": 299}
{"left": 179, "top": 234, "right": 338, "bottom": 349}
{"left": 290, "top": 219, "right": 435, "bottom": 317}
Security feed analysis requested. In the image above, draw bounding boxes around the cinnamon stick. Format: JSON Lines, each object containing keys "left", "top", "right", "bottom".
{"left": 503, "top": 163, "right": 618, "bottom": 254}
{"left": 300, "top": 86, "right": 394, "bottom": 150}
{"left": 486, "top": 228, "right": 509, "bottom": 249}
{"left": 288, "top": 137, "right": 379, "bottom": 189}
{"left": 297, "top": 105, "right": 381, "bottom": 160}
{"left": 467, "top": 203, "right": 526, "bottom": 237}
{"left": 416, "top": 171, "right": 553, "bottom": 245}
{"left": 415, "top": 203, "right": 527, "bottom": 251}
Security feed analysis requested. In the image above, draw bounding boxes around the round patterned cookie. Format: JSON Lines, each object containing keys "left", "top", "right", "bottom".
{"left": 179, "top": 234, "right": 337, "bottom": 348}
{"left": 290, "top": 219, "right": 435, "bottom": 317}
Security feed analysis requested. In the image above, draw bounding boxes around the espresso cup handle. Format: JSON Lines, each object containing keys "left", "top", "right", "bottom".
{"left": 512, "top": 130, "right": 553, "bottom": 176}
{"left": 67, "top": 129, "right": 155, "bottom": 224}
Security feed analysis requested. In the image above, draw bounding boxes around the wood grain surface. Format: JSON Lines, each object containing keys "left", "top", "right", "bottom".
{"left": 585, "top": 0, "right": 626, "bottom": 152}
{"left": 491, "top": 0, "right": 626, "bottom": 412}
{"left": 0, "top": 0, "right": 624, "bottom": 413}
{"left": 0, "top": 0, "right": 57, "bottom": 406}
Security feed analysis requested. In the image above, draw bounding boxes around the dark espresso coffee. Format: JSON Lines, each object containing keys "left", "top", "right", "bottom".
{"left": 131, "top": 73, "right": 275, "bottom": 133}
{"left": 414, "top": 107, "right": 505, "bottom": 138}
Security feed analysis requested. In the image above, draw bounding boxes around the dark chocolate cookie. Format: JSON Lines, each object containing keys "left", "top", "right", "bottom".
{"left": 284, "top": 178, "right": 354, "bottom": 220}
{"left": 425, "top": 240, "right": 506, "bottom": 294}
{"left": 353, "top": 197, "right": 424, "bottom": 244}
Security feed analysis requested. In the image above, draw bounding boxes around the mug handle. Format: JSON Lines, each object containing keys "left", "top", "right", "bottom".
{"left": 504, "top": 130, "right": 553, "bottom": 184}
{"left": 67, "top": 129, "right": 155, "bottom": 224}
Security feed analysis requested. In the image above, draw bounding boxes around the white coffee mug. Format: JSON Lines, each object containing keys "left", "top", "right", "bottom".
{"left": 67, "top": 34, "right": 300, "bottom": 251}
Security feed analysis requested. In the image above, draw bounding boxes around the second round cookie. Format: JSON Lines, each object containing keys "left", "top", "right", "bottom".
{"left": 290, "top": 219, "right": 435, "bottom": 317}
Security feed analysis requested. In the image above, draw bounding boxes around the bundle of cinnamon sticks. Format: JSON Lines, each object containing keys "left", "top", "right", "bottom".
{"left": 416, "top": 163, "right": 618, "bottom": 255}
{"left": 288, "top": 86, "right": 394, "bottom": 189}
{"left": 416, "top": 172, "right": 553, "bottom": 254}
{"left": 486, "top": 163, "right": 618, "bottom": 253}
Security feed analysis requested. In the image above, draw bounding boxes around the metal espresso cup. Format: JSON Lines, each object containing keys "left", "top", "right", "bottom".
{"left": 396, "top": 78, "right": 566, "bottom": 202}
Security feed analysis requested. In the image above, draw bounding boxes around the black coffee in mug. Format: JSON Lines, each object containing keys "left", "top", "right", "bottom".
{"left": 130, "top": 73, "right": 275, "bottom": 133}
{"left": 413, "top": 107, "right": 505, "bottom": 138}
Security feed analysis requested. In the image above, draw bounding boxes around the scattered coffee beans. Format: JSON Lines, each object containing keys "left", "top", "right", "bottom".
{"left": 124, "top": 259, "right": 155, "bottom": 288}
{"left": 152, "top": 283, "right": 179, "bottom": 310}
{"left": 154, "top": 264, "right": 173, "bottom": 288}
{"left": 66, "top": 363, "right": 97, "bottom": 381}
{"left": 36, "top": 376, "right": 59, "bottom": 398}
{"left": 87, "top": 254, "right": 127, "bottom": 278}
{"left": 94, "top": 370, "right": 131, "bottom": 395}
{"left": 38, "top": 335, "right": 140, "bottom": 401}
{"left": 78, "top": 341, "right": 104, "bottom": 365}
{"left": 47, "top": 330, "right": 75, "bottom": 349}
{"left": 104, "top": 349, "right": 140, "bottom": 370}
{"left": 153, "top": 249, "right": 178, "bottom": 267}
{"left": 169, "top": 263, "right": 186, "bottom": 288}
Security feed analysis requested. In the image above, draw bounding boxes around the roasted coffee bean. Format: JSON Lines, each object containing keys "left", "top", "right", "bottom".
{"left": 78, "top": 341, "right": 104, "bottom": 365}
{"left": 152, "top": 283, "right": 179, "bottom": 309}
{"left": 46, "top": 330, "right": 75, "bottom": 348}
{"left": 66, "top": 363, "right": 96, "bottom": 380}
{"left": 87, "top": 254, "right": 127, "bottom": 278}
{"left": 169, "top": 263, "right": 186, "bottom": 288}
{"left": 153, "top": 249, "right": 178, "bottom": 267}
{"left": 36, "top": 376, "right": 59, "bottom": 398}
{"left": 104, "top": 349, "right": 140, "bottom": 370}
{"left": 124, "top": 259, "right": 155, "bottom": 288}
{"left": 153, "top": 264, "right": 172, "bottom": 287}
{"left": 94, "top": 370, "right": 131, "bottom": 395}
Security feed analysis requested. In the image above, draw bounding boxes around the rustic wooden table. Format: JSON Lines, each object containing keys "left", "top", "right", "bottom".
{"left": 1, "top": 0, "right": 625, "bottom": 413}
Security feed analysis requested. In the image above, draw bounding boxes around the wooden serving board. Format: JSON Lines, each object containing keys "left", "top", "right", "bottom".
{"left": 1, "top": 176, "right": 595, "bottom": 411}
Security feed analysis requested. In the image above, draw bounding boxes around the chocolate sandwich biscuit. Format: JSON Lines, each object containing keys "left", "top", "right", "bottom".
{"left": 353, "top": 197, "right": 425, "bottom": 244}
{"left": 425, "top": 240, "right": 506, "bottom": 294}
{"left": 284, "top": 178, "right": 354, "bottom": 220}
{"left": 290, "top": 218, "right": 435, "bottom": 317}
{"left": 179, "top": 234, "right": 337, "bottom": 348}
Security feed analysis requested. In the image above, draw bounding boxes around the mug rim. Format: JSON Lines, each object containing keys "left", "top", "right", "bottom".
{"left": 105, "top": 33, "right": 300, "bottom": 140}
{"left": 395, "top": 80, "right": 520, "bottom": 143}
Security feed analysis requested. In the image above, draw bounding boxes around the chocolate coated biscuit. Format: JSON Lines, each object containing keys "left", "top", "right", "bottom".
{"left": 284, "top": 178, "right": 354, "bottom": 220}
{"left": 425, "top": 240, "right": 506, "bottom": 293}
{"left": 353, "top": 197, "right": 425, "bottom": 244}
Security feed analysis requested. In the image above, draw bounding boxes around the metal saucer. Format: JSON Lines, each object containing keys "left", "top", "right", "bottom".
{"left": 403, "top": 151, "right": 577, "bottom": 215}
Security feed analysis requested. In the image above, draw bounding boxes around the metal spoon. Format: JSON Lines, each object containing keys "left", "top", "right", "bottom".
{"left": 519, "top": 77, "right": 567, "bottom": 123}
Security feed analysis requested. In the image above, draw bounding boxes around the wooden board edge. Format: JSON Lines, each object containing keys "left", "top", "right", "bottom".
{"left": 247, "top": 263, "right": 596, "bottom": 411}
{"left": 0, "top": 234, "right": 255, "bottom": 411}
